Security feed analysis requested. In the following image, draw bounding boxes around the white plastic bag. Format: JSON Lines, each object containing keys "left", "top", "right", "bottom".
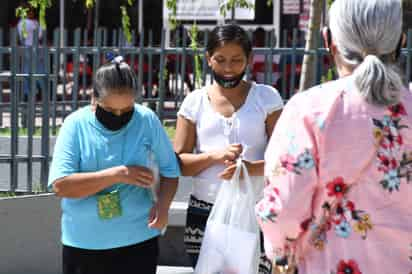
{"left": 194, "top": 159, "right": 260, "bottom": 274}
{"left": 147, "top": 151, "right": 167, "bottom": 235}
{"left": 147, "top": 151, "right": 160, "bottom": 201}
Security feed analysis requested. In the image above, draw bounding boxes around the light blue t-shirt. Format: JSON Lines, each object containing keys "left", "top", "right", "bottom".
{"left": 48, "top": 104, "right": 180, "bottom": 250}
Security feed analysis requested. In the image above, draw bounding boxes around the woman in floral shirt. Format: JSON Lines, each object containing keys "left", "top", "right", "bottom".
{"left": 256, "top": 0, "right": 412, "bottom": 273}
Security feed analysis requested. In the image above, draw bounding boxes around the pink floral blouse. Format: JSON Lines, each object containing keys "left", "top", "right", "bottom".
{"left": 256, "top": 76, "right": 412, "bottom": 274}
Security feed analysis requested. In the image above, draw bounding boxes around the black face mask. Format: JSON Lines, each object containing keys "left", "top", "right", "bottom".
{"left": 95, "top": 104, "right": 134, "bottom": 131}
{"left": 212, "top": 70, "right": 246, "bottom": 89}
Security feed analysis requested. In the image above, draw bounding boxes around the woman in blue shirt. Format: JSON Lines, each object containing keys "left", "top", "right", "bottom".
{"left": 48, "top": 55, "right": 180, "bottom": 274}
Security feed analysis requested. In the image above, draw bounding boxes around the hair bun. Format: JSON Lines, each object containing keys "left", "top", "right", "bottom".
{"left": 112, "top": 56, "right": 124, "bottom": 64}
{"left": 105, "top": 52, "right": 124, "bottom": 65}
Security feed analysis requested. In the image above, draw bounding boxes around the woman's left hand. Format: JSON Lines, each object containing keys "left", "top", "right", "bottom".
{"left": 218, "top": 160, "right": 252, "bottom": 180}
{"left": 148, "top": 202, "right": 169, "bottom": 230}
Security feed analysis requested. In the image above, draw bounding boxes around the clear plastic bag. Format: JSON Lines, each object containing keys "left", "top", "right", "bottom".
{"left": 147, "top": 151, "right": 167, "bottom": 235}
{"left": 147, "top": 151, "right": 160, "bottom": 201}
{"left": 194, "top": 159, "right": 260, "bottom": 274}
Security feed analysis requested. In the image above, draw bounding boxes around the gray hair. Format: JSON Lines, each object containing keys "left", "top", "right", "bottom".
{"left": 329, "top": 0, "right": 404, "bottom": 106}
{"left": 93, "top": 61, "right": 137, "bottom": 100}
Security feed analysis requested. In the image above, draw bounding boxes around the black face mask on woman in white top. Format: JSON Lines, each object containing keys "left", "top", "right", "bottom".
{"left": 212, "top": 69, "right": 246, "bottom": 89}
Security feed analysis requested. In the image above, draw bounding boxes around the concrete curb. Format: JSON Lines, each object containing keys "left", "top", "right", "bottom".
{"left": 0, "top": 194, "right": 191, "bottom": 273}
{"left": 157, "top": 266, "right": 193, "bottom": 274}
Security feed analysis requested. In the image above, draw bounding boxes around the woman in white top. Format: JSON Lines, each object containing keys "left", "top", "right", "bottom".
{"left": 174, "top": 24, "right": 283, "bottom": 274}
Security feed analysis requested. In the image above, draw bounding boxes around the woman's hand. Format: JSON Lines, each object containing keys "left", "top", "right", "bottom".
{"left": 148, "top": 202, "right": 169, "bottom": 230}
{"left": 218, "top": 159, "right": 245, "bottom": 180}
{"left": 212, "top": 143, "right": 243, "bottom": 165}
{"left": 218, "top": 160, "right": 239, "bottom": 180}
{"left": 218, "top": 160, "right": 261, "bottom": 180}
{"left": 117, "top": 165, "right": 155, "bottom": 188}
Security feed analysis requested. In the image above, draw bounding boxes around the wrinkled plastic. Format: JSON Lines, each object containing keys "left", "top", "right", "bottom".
{"left": 148, "top": 151, "right": 167, "bottom": 235}
{"left": 194, "top": 159, "right": 260, "bottom": 274}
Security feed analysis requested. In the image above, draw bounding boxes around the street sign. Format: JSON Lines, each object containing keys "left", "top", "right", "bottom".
{"left": 299, "top": 0, "right": 310, "bottom": 31}
{"left": 283, "top": 0, "right": 300, "bottom": 15}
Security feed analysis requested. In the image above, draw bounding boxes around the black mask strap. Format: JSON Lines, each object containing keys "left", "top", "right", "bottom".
{"left": 321, "top": 27, "right": 332, "bottom": 53}
{"left": 93, "top": 88, "right": 99, "bottom": 98}
{"left": 394, "top": 35, "right": 403, "bottom": 60}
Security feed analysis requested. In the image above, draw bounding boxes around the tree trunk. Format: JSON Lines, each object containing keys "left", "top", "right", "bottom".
{"left": 299, "top": 0, "right": 323, "bottom": 92}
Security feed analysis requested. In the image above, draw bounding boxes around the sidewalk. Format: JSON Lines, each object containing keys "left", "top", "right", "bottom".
{"left": 0, "top": 194, "right": 192, "bottom": 274}
{"left": 157, "top": 266, "right": 193, "bottom": 274}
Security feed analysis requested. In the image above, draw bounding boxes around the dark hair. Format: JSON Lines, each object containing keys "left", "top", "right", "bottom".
{"left": 93, "top": 60, "right": 137, "bottom": 100}
{"left": 206, "top": 24, "right": 252, "bottom": 57}
{"left": 253, "top": 27, "right": 266, "bottom": 47}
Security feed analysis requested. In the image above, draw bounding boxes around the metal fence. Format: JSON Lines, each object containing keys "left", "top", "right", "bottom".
{"left": 0, "top": 27, "right": 411, "bottom": 193}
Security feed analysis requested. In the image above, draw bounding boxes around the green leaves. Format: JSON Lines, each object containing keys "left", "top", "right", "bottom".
{"left": 16, "top": 0, "right": 51, "bottom": 35}
{"left": 189, "top": 23, "right": 202, "bottom": 88}
{"left": 166, "top": 0, "right": 268, "bottom": 29}
{"left": 122, "top": 0, "right": 135, "bottom": 43}
{"left": 120, "top": 5, "right": 132, "bottom": 43}
{"left": 321, "top": 67, "right": 337, "bottom": 83}
{"left": 166, "top": 0, "right": 178, "bottom": 30}
{"left": 166, "top": 0, "right": 177, "bottom": 11}
{"left": 219, "top": 0, "right": 254, "bottom": 18}
{"left": 28, "top": 0, "right": 52, "bottom": 29}
{"left": 85, "top": 0, "right": 94, "bottom": 9}
{"left": 16, "top": 6, "right": 29, "bottom": 17}
{"left": 16, "top": 6, "right": 29, "bottom": 38}
{"left": 86, "top": 0, "right": 134, "bottom": 43}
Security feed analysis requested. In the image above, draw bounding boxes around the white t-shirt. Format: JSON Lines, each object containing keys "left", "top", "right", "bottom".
{"left": 178, "top": 82, "right": 284, "bottom": 203}
{"left": 17, "top": 19, "right": 43, "bottom": 46}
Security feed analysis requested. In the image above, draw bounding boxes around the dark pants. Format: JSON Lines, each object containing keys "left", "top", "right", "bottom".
{"left": 184, "top": 195, "right": 272, "bottom": 274}
{"left": 63, "top": 237, "right": 159, "bottom": 274}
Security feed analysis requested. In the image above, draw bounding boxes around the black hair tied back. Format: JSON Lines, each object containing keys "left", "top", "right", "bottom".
{"left": 106, "top": 52, "right": 125, "bottom": 81}
{"left": 93, "top": 52, "right": 137, "bottom": 99}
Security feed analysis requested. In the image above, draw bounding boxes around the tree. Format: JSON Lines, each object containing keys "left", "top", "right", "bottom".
{"left": 16, "top": 0, "right": 135, "bottom": 43}
{"left": 299, "top": 0, "right": 324, "bottom": 92}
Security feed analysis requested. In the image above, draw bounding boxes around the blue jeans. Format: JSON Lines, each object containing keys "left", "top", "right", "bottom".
{"left": 22, "top": 48, "right": 46, "bottom": 97}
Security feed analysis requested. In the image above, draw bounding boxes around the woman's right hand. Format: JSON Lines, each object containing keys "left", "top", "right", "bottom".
{"left": 211, "top": 143, "right": 243, "bottom": 165}
{"left": 116, "top": 165, "right": 155, "bottom": 188}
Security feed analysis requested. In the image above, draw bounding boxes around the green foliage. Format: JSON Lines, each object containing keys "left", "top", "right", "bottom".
{"left": 16, "top": 6, "right": 29, "bottom": 38}
{"left": 85, "top": 0, "right": 94, "bottom": 9}
{"left": 120, "top": 5, "right": 132, "bottom": 43}
{"left": 266, "top": 0, "right": 272, "bottom": 6}
{"left": 29, "top": 0, "right": 52, "bottom": 29}
{"left": 86, "top": 0, "right": 134, "bottom": 44}
{"left": 16, "top": 0, "right": 52, "bottom": 34}
{"left": 166, "top": 0, "right": 263, "bottom": 26}
{"left": 0, "top": 127, "right": 59, "bottom": 136}
{"left": 219, "top": 0, "right": 254, "bottom": 18}
{"left": 0, "top": 192, "right": 16, "bottom": 198}
{"left": 321, "top": 67, "right": 337, "bottom": 83}
{"left": 166, "top": 0, "right": 178, "bottom": 30}
{"left": 32, "top": 183, "right": 45, "bottom": 194}
{"left": 164, "top": 125, "right": 176, "bottom": 140}
{"left": 189, "top": 23, "right": 202, "bottom": 88}
{"left": 327, "top": 0, "right": 334, "bottom": 8}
